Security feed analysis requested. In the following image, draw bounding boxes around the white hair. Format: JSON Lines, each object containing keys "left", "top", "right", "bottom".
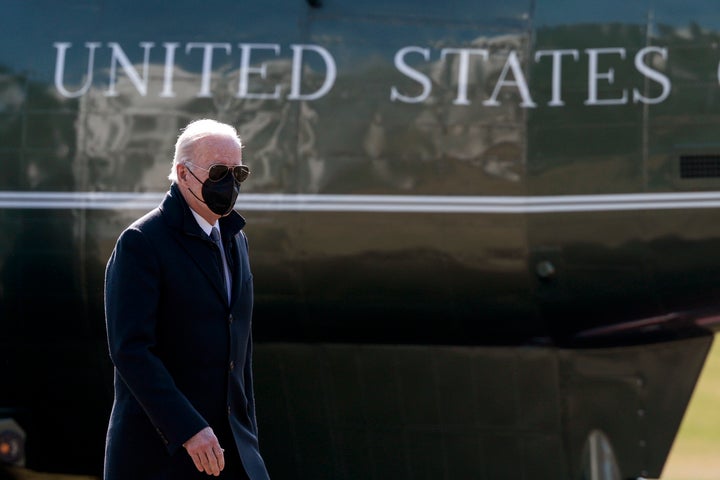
{"left": 167, "top": 118, "right": 243, "bottom": 182}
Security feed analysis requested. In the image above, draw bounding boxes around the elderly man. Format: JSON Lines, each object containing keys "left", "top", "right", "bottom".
{"left": 103, "top": 119, "right": 270, "bottom": 479}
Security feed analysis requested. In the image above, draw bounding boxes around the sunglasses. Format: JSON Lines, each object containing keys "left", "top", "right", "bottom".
{"left": 184, "top": 161, "right": 250, "bottom": 183}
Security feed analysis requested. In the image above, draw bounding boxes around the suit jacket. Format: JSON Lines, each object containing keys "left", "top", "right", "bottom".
{"left": 103, "top": 183, "right": 270, "bottom": 479}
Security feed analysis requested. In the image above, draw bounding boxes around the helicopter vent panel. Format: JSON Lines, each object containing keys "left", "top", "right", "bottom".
{"left": 680, "top": 155, "right": 720, "bottom": 178}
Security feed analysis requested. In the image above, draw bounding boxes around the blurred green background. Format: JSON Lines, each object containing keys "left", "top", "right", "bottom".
{"left": 663, "top": 333, "right": 720, "bottom": 480}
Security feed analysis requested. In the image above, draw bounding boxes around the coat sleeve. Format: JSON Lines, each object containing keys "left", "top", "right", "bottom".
{"left": 105, "top": 227, "right": 208, "bottom": 454}
{"left": 240, "top": 230, "right": 259, "bottom": 438}
{"left": 244, "top": 330, "right": 259, "bottom": 437}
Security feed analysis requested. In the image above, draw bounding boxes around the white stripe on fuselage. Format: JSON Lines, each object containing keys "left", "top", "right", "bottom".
{"left": 2, "top": 191, "right": 720, "bottom": 213}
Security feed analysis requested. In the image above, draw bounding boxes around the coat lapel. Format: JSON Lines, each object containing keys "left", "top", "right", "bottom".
{"left": 227, "top": 234, "right": 243, "bottom": 307}
{"left": 186, "top": 234, "right": 228, "bottom": 305}
{"left": 161, "top": 184, "right": 242, "bottom": 305}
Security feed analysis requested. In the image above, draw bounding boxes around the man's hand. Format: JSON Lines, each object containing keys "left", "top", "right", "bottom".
{"left": 183, "top": 426, "right": 225, "bottom": 476}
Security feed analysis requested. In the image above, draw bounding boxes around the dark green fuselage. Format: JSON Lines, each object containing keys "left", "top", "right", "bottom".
{"left": 2, "top": 1, "right": 720, "bottom": 478}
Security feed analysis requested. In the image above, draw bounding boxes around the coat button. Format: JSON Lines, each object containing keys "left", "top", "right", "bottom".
{"left": 230, "top": 361, "right": 235, "bottom": 371}
{"left": 228, "top": 314, "right": 233, "bottom": 324}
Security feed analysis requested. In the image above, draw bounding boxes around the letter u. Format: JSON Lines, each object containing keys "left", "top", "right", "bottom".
{"left": 54, "top": 42, "right": 100, "bottom": 98}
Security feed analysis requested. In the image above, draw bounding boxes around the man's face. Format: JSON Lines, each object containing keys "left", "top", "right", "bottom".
{"left": 177, "top": 135, "right": 243, "bottom": 221}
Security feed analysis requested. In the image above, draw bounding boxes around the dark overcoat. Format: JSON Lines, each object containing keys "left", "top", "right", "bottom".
{"left": 103, "top": 183, "right": 270, "bottom": 479}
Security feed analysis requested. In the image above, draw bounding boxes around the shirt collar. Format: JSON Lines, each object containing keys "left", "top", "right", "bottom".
{"left": 189, "top": 208, "right": 219, "bottom": 237}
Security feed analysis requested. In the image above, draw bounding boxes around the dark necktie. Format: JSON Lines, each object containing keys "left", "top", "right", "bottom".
{"left": 210, "top": 226, "right": 231, "bottom": 303}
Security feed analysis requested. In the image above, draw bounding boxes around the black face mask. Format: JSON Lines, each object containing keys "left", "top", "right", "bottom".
{"left": 185, "top": 166, "right": 240, "bottom": 216}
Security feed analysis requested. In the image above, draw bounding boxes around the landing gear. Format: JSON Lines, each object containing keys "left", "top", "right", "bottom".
{"left": 580, "top": 430, "right": 621, "bottom": 480}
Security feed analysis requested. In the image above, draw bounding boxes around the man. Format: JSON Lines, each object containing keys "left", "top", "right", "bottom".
{"left": 103, "top": 119, "right": 270, "bottom": 479}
